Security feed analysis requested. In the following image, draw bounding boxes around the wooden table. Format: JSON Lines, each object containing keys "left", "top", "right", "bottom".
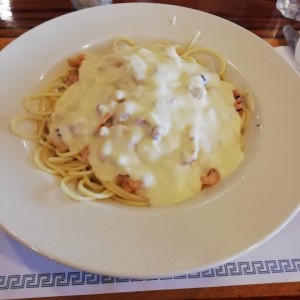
{"left": 1, "top": 0, "right": 300, "bottom": 299}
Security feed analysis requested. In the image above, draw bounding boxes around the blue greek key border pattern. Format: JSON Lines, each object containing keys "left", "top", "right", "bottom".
{"left": 1, "top": 259, "right": 300, "bottom": 290}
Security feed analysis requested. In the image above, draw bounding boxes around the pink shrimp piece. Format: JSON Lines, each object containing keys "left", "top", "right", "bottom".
{"left": 233, "top": 89, "right": 244, "bottom": 116}
{"left": 65, "top": 70, "right": 79, "bottom": 86}
{"left": 116, "top": 175, "right": 143, "bottom": 194}
{"left": 201, "top": 169, "right": 220, "bottom": 187}
{"left": 64, "top": 54, "right": 85, "bottom": 86}
{"left": 81, "top": 145, "right": 89, "bottom": 163}
{"left": 68, "top": 54, "right": 85, "bottom": 68}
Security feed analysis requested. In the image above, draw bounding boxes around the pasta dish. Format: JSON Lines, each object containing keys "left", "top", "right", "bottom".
{"left": 10, "top": 38, "right": 250, "bottom": 207}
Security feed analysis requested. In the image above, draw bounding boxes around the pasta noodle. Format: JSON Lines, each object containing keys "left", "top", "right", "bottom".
{"left": 10, "top": 37, "right": 251, "bottom": 207}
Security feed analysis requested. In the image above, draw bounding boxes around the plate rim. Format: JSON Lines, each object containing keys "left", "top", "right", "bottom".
{"left": 0, "top": 3, "right": 300, "bottom": 278}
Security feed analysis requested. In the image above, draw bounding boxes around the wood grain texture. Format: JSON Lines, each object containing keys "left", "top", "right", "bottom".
{"left": 1, "top": 1, "right": 300, "bottom": 299}
{"left": 1, "top": 0, "right": 300, "bottom": 47}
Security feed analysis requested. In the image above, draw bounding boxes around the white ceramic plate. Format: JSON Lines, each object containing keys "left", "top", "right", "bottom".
{"left": 0, "top": 3, "right": 300, "bottom": 278}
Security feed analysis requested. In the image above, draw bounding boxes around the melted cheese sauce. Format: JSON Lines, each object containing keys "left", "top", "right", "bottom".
{"left": 49, "top": 43, "right": 244, "bottom": 206}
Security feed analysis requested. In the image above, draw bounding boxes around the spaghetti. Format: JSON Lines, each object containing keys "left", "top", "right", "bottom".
{"left": 10, "top": 38, "right": 251, "bottom": 207}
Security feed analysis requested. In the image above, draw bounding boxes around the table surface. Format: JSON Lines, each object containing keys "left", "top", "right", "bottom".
{"left": 1, "top": 0, "right": 300, "bottom": 299}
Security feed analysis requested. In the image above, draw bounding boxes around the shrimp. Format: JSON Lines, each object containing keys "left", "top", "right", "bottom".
{"left": 116, "top": 175, "right": 143, "bottom": 194}
{"left": 68, "top": 54, "right": 85, "bottom": 68}
{"left": 233, "top": 89, "right": 244, "bottom": 116}
{"left": 201, "top": 169, "right": 220, "bottom": 187}
{"left": 65, "top": 70, "right": 79, "bottom": 86}
{"left": 64, "top": 54, "right": 85, "bottom": 86}
{"left": 81, "top": 145, "right": 89, "bottom": 163}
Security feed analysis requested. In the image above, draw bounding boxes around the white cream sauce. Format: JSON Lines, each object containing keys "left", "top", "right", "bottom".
{"left": 49, "top": 42, "right": 244, "bottom": 206}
